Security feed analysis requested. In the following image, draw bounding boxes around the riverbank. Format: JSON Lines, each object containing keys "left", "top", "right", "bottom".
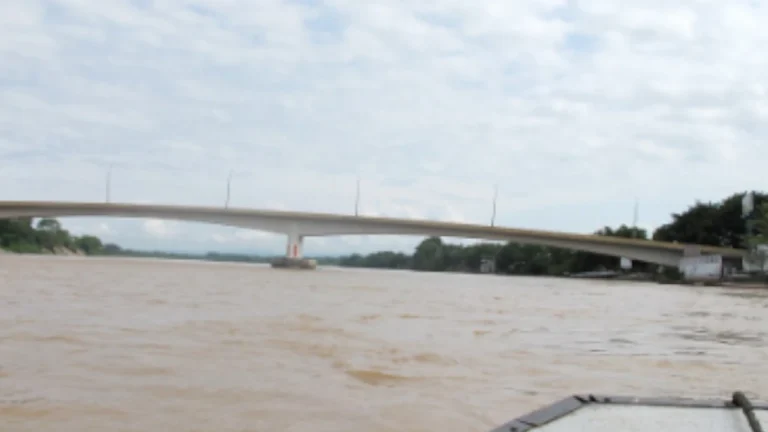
{"left": 4, "top": 249, "right": 766, "bottom": 288}
{"left": 0, "top": 246, "right": 85, "bottom": 256}
{"left": 721, "top": 280, "right": 768, "bottom": 289}
{"left": 551, "top": 268, "right": 767, "bottom": 288}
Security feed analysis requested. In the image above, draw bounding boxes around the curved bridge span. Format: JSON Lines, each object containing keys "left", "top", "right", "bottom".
{"left": 0, "top": 201, "right": 746, "bottom": 267}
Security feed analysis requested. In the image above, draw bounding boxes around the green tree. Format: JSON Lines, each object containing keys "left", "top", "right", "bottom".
{"left": 37, "top": 218, "right": 62, "bottom": 232}
{"left": 752, "top": 202, "right": 768, "bottom": 245}
{"left": 0, "top": 218, "right": 30, "bottom": 237}
{"left": 0, "top": 217, "right": 109, "bottom": 256}
{"left": 441, "top": 243, "right": 468, "bottom": 271}
{"left": 744, "top": 202, "right": 768, "bottom": 275}
{"left": 561, "top": 225, "right": 650, "bottom": 274}
{"left": 338, "top": 253, "right": 365, "bottom": 267}
{"left": 608, "top": 225, "right": 648, "bottom": 240}
{"left": 0, "top": 218, "right": 36, "bottom": 251}
{"left": 653, "top": 192, "right": 767, "bottom": 248}
{"left": 495, "top": 243, "right": 553, "bottom": 275}
{"left": 364, "top": 251, "right": 410, "bottom": 268}
{"left": 75, "top": 235, "right": 104, "bottom": 255}
{"left": 462, "top": 243, "right": 503, "bottom": 272}
{"left": 412, "top": 236, "right": 445, "bottom": 271}
{"left": 102, "top": 243, "right": 123, "bottom": 255}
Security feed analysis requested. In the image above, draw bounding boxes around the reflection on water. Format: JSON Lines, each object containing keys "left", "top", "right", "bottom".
{"left": 1, "top": 255, "right": 767, "bottom": 432}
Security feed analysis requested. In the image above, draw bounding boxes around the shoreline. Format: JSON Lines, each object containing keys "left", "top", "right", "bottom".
{"left": 3, "top": 250, "right": 766, "bottom": 288}
{"left": 0, "top": 246, "right": 85, "bottom": 257}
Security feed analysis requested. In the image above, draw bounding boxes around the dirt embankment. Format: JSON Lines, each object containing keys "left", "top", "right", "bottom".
{"left": 0, "top": 247, "right": 86, "bottom": 256}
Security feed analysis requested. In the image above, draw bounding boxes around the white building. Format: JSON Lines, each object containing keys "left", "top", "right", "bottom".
{"left": 743, "top": 244, "right": 768, "bottom": 272}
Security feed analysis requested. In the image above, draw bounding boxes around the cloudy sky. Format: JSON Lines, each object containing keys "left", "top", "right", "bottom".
{"left": 2, "top": 0, "right": 767, "bottom": 255}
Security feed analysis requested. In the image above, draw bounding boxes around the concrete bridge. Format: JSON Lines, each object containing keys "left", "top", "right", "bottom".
{"left": 0, "top": 201, "right": 747, "bottom": 267}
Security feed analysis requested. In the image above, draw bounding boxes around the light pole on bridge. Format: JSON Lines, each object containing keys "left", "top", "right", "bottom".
{"left": 105, "top": 164, "right": 113, "bottom": 203}
{"left": 354, "top": 176, "right": 360, "bottom": 216}
{"left": 225, "top": 170, "right": 233, "bottom": 209}
{"left": 490, "top": 183, "right": 498, "bottom": 227}
{"left": 632, "top": 199, "right": 639, "bottom": 230}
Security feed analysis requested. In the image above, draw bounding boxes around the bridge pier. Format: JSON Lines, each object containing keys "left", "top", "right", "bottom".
{"left": 270, "top": 232, "right": 317, "bottom": 269}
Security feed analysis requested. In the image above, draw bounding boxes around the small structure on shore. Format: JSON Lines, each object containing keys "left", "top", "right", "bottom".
{"left": 479, "top": 257, "right": 496, "bottom": 274}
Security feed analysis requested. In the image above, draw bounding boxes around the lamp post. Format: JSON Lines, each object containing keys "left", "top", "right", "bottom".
{"left": 106, "top": 164, "right": 113, "bottom": 203}
{"left": 225, "top": 170, "right": 233, "bottom": 209}
{"left": 490, "top": 184, "right": 498, "bottom": 227}
{"left": 632, "top": 199, "right": 639, "bottom": 230}
{"left": 354, "top": 176, "right": 360, "bottom": 216}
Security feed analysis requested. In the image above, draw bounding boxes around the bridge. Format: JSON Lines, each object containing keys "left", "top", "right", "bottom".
{"left": 0, "top": 200, "right": 747, "bottom": 268}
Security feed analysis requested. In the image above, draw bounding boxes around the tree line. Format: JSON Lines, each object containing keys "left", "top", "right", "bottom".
{"left": 338, "top": 227, "right": 649, "bottom": 275}
{"left": 0, "top": 217, "right": 106, "bottom": 255}
{"left": 338, "top": 191, "right": 768, "bottom": 275}
{"left": 0, "top": 218, "right": 344, "bottom": 263}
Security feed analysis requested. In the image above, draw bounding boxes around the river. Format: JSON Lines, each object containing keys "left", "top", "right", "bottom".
{"left": 1, "top": 255, "right": 766, "bottom": 431}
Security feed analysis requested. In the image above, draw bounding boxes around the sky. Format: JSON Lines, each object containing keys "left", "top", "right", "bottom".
{"left": 2, "top": 0, "right": 768, "bottom": 256}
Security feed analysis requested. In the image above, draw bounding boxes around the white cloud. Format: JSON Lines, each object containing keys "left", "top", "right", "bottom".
{"left": 143, "top": 219, "right": 179, "bottom": 239}
{"left": 95, "top": 222, "right": 113, "bottom": 235}
{"left": 1, "top": 0, "right": 767, "bottom": 254}
{"left": 65, "top": 221, "right": 115, "bottom": 237}
{"left": 234, "top": 230, "right": 275, "bottom": 241}
{"left": 204, "top": 229, "right": 278, "bottom": 245}
{"left": 210, "top": 233, "right": 228, "bottom": 244}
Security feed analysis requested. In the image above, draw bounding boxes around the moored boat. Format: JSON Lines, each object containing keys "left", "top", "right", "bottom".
{"left": 489, "top": 392, "right": 765, "bottom": 432}
{"left": 269, "top": 257, "right": 317, "bottom": 269}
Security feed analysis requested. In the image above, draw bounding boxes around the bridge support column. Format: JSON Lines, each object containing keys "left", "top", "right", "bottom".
{"left": 270, "top": 232, "right": 317, "bottom": 270}
{"left": 286, "top": 232, "right": 303, "bottom": 259}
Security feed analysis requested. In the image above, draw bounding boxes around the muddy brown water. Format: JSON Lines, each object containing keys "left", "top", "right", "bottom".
{"left": 1, "top": 255, "right": 766, "bottom": 431}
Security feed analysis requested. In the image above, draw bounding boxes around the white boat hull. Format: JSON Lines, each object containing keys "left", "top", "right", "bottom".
{"left": 489, "top": 394, "right": 767, "bottom": 432}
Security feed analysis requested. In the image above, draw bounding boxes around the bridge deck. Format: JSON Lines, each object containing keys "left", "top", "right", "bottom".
{"left": 0, "top": 201, "right": 746, "bottom": 258}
